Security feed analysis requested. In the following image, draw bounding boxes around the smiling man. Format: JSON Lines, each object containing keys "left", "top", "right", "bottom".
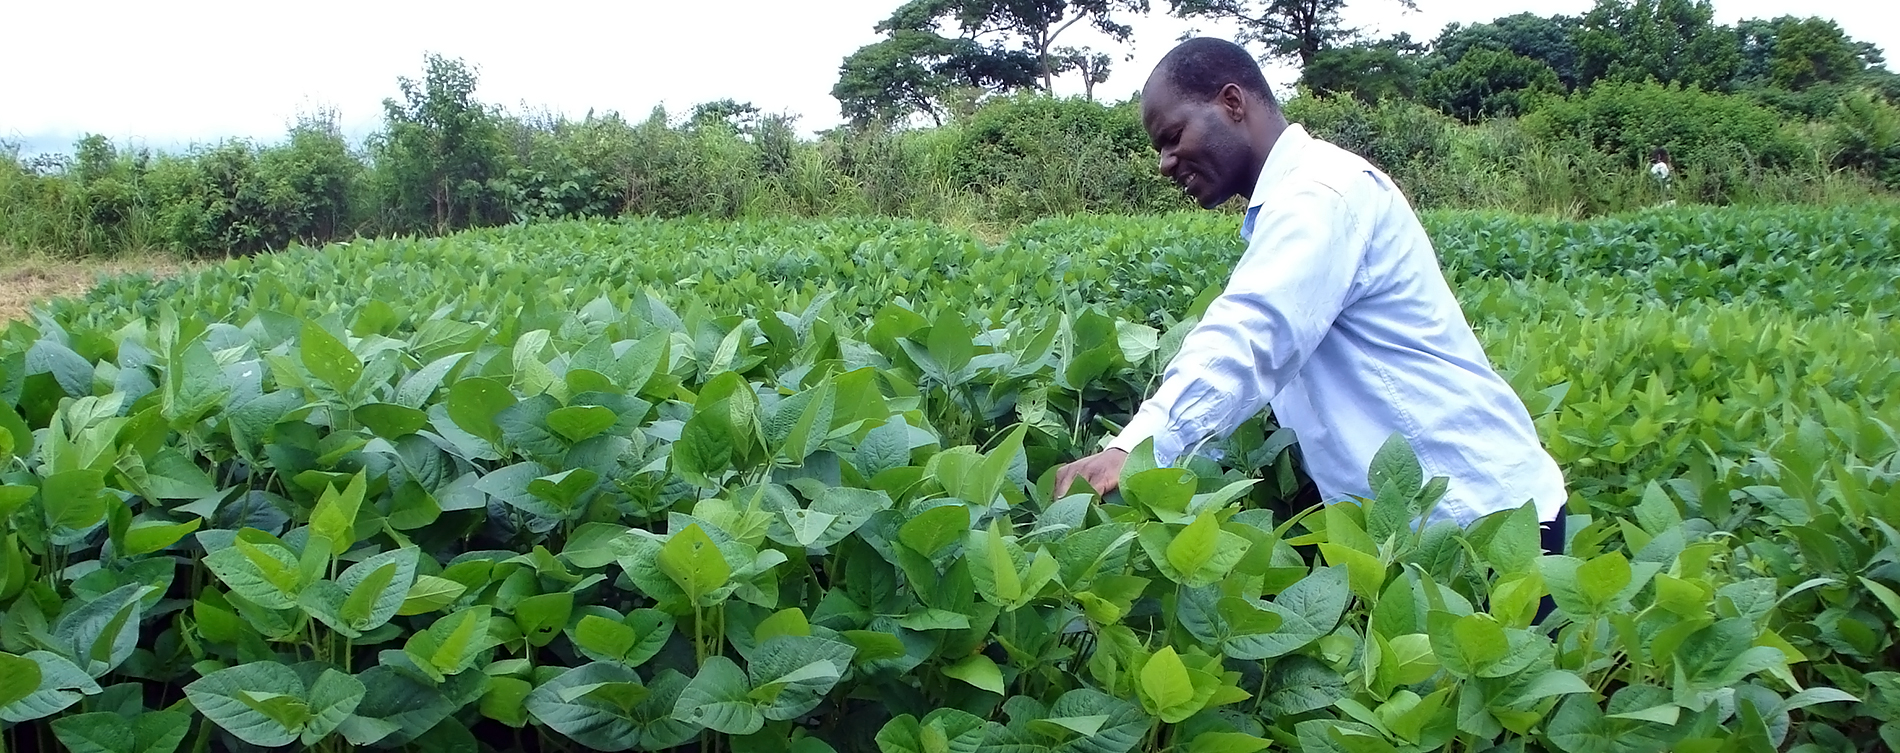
{"left": 1054, "top": 37, "right": 1570, "bottom": 538}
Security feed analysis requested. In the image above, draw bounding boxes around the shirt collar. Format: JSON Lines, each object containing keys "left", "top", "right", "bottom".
{"left": 1239, "top": 123, "right": 1310, "bottom": 239}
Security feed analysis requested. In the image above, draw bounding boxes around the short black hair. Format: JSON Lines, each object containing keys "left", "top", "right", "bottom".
{"left": 1153, "top": 37, "right": 1277, "bottom": 108}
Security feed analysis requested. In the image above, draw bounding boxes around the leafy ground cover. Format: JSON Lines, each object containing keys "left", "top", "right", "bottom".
{"left": 0, "top": 204, "right": 1895, "bottom": 752}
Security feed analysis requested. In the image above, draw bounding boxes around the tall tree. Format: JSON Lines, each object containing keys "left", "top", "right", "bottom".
{"left": 837, "top": 1, "right": 1147, "bottom": 127}
{"left": 1058, "top": 48, "right": 1116, "bottom": 99}
{"left": 371, "top": 54, "right": 508, "bottom": 233}
{"left": 1422, "top": 48, "right": 1562, "bottom": 121}
{"left": 1737, "top": 16, "right": 1875, "bottom": 90}
{"left": 1429, "top": 13, "right": 1583, "bottom": 90}
{"left": 1168, "top": 0, "right": 1418, "bottom": 66}
{"left": 1299, "top": 34, "right": 1425, "bottom": 102}
{"left": 1574, "top": 0, "right": 1739, "bottom": 91}
{"left": 895, "top": 0, "right": 1149, "bottom": 93}
{"left": 833, "top": 28, "right": 1040, "bottom": 126}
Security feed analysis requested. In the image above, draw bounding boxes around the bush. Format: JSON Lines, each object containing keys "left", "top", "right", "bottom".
{"left": 1422, "top": 49, "right": 1564, "bottom": 123}
{"left": 1523, "top": 81, "right": 1809, "bottom": 171}
{"left": 1283, "top": 94, "right": 1458, "bottom": 203}
{"left": 950, "top": 95, "right": 1183, "bottom": 220}
{"left": 1826, "top": 91, "right": 1900, "bottom": 188}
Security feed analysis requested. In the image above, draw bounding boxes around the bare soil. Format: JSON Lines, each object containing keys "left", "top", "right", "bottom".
{"left": 0, "top": 253, "right": 197, "bottom": 322}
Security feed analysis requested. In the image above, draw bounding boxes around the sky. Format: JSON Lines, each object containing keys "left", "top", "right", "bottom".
{"left": 3, "top": 0, "right": 1897, "bottom": 156}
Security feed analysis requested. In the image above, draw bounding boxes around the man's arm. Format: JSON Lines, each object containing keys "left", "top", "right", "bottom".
{"left": 1057, "top": 185, "right": 1367, "bottom": 496}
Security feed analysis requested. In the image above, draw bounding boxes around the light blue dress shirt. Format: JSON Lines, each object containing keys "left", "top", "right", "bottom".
{"left": 1107, "top": 124, "right": 1569, "bottom": 525}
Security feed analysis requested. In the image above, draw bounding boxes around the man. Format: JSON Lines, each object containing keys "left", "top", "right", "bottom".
{"left": 1053, "top": 38, "right": 1569, "bottom": 538}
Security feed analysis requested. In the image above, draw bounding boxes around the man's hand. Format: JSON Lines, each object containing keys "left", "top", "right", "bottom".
{"left": 1054, "top": 448, "right": 1129, "bottom": 498}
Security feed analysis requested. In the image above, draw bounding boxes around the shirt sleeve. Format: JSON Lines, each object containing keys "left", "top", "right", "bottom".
{"left": 1108, "top": 184, "right": 1367, "bottom": 466}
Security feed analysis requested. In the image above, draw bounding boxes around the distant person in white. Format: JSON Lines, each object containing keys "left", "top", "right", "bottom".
{"left": 1649, "top": 147, "right": 1673, "bottom": 191}
{"left": 1054, "top": 38, "right": 1569, "bottom": 533}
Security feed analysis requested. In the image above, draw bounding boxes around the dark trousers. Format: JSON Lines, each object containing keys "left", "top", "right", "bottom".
{"left": 1533, "top": 514, "right": 1567, "bottom": 624}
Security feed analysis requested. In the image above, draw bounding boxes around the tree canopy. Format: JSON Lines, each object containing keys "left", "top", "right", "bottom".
{"left": 833, "top": 0, "right": 1146, "bottom": 126}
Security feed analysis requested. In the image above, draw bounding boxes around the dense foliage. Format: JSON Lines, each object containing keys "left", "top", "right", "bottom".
{"left": 1, "top": 204, "right": 1896, "bottom": 752}
{"left": 15, "top": 0, "right": 1900, "bottom": 261}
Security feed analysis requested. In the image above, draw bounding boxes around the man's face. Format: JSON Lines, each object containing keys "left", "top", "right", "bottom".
{"left": 1141, "top": 80, "right": 1253, "bottom": 209}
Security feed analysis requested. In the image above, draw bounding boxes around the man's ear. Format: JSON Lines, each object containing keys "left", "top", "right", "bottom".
{"left": 1217, "top": 83, "right": 1248, "bottom": 122}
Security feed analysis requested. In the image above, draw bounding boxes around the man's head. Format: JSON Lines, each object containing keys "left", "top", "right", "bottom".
{"left": 1142, "top": 38, "right": 1287, "bottom": 208}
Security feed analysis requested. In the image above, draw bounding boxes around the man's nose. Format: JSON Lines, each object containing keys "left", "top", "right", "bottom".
{"left": 1158, "top": 149, "right": 1177, "bottom": 176}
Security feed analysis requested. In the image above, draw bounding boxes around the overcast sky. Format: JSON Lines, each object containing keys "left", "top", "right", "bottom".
{"left": 3, "top": 0, "right": 1896, "bottom": 155}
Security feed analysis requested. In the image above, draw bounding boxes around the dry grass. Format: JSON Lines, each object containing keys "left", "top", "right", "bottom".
{"left": 0, "top": 251, "right": 199, "bottom": 323}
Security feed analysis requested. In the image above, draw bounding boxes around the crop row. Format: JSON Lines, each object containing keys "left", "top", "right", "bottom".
{"left": 0, "top": 207, "right": 1896, "bottom": 752}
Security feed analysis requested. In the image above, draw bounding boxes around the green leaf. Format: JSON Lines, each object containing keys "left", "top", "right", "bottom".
{"left": 1634, "top": 481, "right": 1682, "bottom": 535}
{"left": 0, "top": 406, "right": 30, "bottom": 461}
{"left": 926, "top": 310, "right": 974, "bottom": 375}
{"left": 527, "top": 468, "right": 600, "bottom": 517}
{"left": 482, "top": 676, "right": 533, "bottom": 728}
{"left": 1259, "top": 655, "right": 1348, "bottom": 717}
{"left": 56, "top": 583, "right": 154, "bottom": 678}
{"left": 515, "top": 591, "right": 576, "bottom": 648}
{"left": 574, "top": 615, "right": 639, "bottom": 661}
{"left": 675, "top": 397, "right": 740, "bottom": 484}
{"left": 0, "top": 652, "right": 42, "bottom": 710}
{"left": 1427, "top": 611, "right": 1508, "bottom": 678}
{"left": 659, "top": 524, "right": 730, "bottom": 604}
{"left": 0, "top": 651, "right": 100, "bottom": 723}
{"left": 300, "top": 321, "right": 364, "bottom": 394}
{"left": 203, "top": 535, "right": 303, "bottom": 609}
{"left": 1188, "top": 731, "right": 1273, "bottom": 753}
{"left": 121, "top": 517, "right": 202, "bottom": 557}
{"left": 1518, "top": 670, "right": 1593, "bottom": 702}
{"left": 966, "top": 519, "right": 1025, "bottom": 606}
{"left": 875, "top": 708, "right": 987, "bottom": 753}
{"left": 398, "top": 575, "right": 467, "bottom": 616}
{"left": 1318, "top": 542, "right": 1386, "bottom": 602}
{"left": 52, "top": 710, "right": 192, "bottom": 753}
{"left": 561, "top": 523, "right": 631, "bottom": 569}
{"left": 1226, "top": 565, "right": 1350, "bottom": 660}
{"left": 1031, "top": 714, "right": 1111, "bottom": 740}
{"left": 496, "top": 394, "right": 567, "bottom": 461}
{"left": 163, "top": 340, "right": 231, "bottom": 427}
{"left": 447, "top": 377, "right": 516, "bottom": 445}
{"left": 754, "top": 608, "right": 813, "bottom": 644}
{"left": 943, "top": 654, "right": 1005, "bottom": 695}
{"left": 336, "top": 547, "right": 418, "bottom": 632}
{"left": 967, "top": 424, "right": 1027, "bottom": 505}
{"left": 1368, "top": 433, "right": 1422, "bottom": 497}
{"left": 403, "top": 607, "right": 493, "bottom": 681}
{"left": 43, "top": 468, "right": 109, "bottom": 533}
{"left": 1576, "top": 551, "right": 1633, "bottom": 613}
{"left": 899, "top": 503, "right": 968, "bottom": 557}
{"left": 1138, "top": 646, "right": 1199, "bottom": 722}
{"left": 336, "top": 715, "right": 401, "bottom": 746}
{"left": 856, "top": 416, "right": 913, "bottom": 479}
{"left": 1859, "top": 577, "right": 1900, "bottom": 621}
{"left": 770, "top": 486, "right": 892, "bottom": 549}
{"left": 354, "top": 403, "right": 430, "bottom": 439}
{"left": 776, "top": 376, "right": 836, "bottom": 463}
{"left": 525, "top": 662, "right": 645, "bottom": 749}
{"left": 349, "top": 666, "right": 454, "bottom": 746}
{"left": 673, "top": 655, "right": 762, "bottom": 735}
{"left": 184, "top": 662, "right": 307, "bottom": 748}
{"left": 1483, "top": 503, "right": 1541, "bottom": 573}
{"left": 1775, "top": 687, "right": 1859, "bottom": 714}
{"left": 1166, "top": 512, "right": 1221, "bottom": 577}
{"left": 547, "top": 405, "right": 618, "bottom": 443}
{"left": 309, "top": 472, "right": 367, "bottom": 558}
{"left": 1123, "top": 467, "right": 1198, "bottom": 521}
{"left": 898, "top": 609, "right": 972, "bottom": 631}
{"left": 300, "top": 668, "right": 367, "bottom": 745}
{"left": 747, "top": 635, "right": 855, "bottom": 720}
